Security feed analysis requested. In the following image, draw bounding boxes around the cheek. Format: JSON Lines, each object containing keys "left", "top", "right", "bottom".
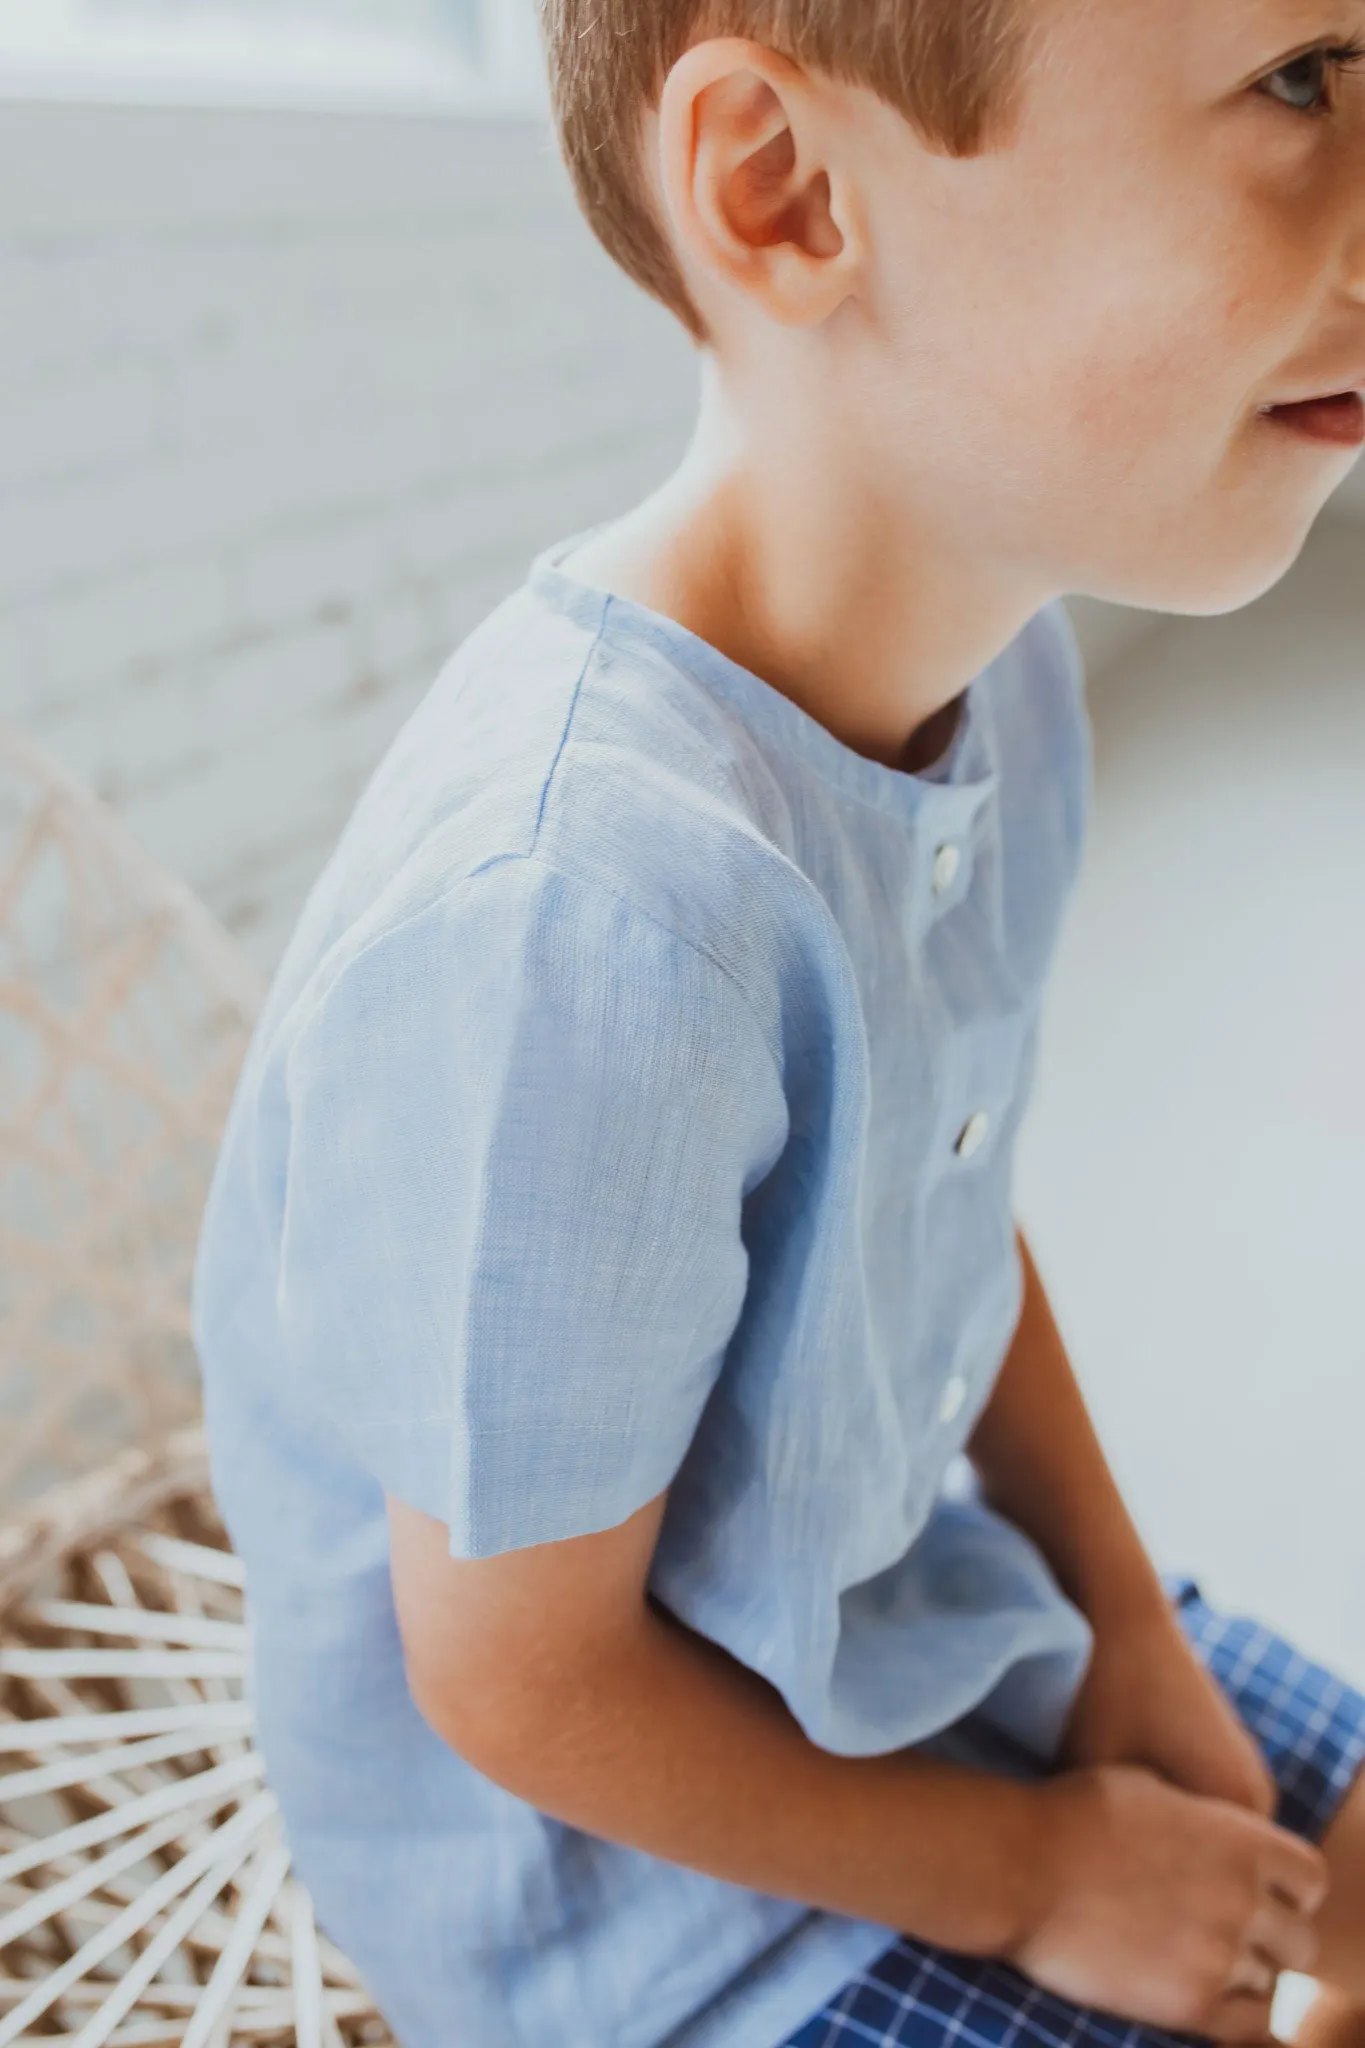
{"left": 891, "top": 218, "right": 1206, "bottom": 471}
{"left": 992, "top": 246, "right": 1282, "bottom": 488}
{"left": 864, "top": 153, "right": 1318, "bottom": 527}
{"left": 1035, "top": 151, "right": 1341, "bottom": 446}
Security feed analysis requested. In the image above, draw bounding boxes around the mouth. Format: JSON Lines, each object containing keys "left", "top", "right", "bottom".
{"left": 1257, "top": 389, "right": 1365, "bottom": 448}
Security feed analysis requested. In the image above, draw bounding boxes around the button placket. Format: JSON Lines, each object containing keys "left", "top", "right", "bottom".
{"left": 914, "top": 774, "right": 994, "bottom": 937}
{"left": 930, "top": 843, "right": 961, "bottom": 896}
{"left": 954, "top": 1110, "right": 990, "bottom": 1161}
{"left": 938, "top": 1374, "right": 968, "bottom": 1424}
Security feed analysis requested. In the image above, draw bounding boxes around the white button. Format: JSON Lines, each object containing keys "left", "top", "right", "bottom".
{"left": 931, "top": 843, "right": 961, "bottom": 895}
{"left": 938, "top": 1374, "right": 968, "bottom": 1423}
{"left": 955, "top": 1110, "right": 990, "bottom": 1160}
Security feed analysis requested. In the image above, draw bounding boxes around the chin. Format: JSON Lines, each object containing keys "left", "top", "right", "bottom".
{"left": 1152, "top": 558, "right": 1301, "bottom": 618}
{"left": 1109, "top": 505, "right": 1324, "bottom": 619}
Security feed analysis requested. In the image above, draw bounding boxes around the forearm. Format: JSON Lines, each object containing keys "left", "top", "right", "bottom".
{"left": 416, "top": 1596, "right": 1048, "bottom": 1954}
{"left": 965, "top": 1227, "right": 1169, "bottom": 1629}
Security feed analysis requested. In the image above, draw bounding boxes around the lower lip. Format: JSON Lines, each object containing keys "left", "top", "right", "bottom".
{"left": 1260, "top": 391, "right": 1365, "bottom": 447}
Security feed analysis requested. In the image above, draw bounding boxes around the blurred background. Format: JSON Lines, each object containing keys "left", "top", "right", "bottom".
{"left": 0, "top": 0, "right": 1361, "bottom": 1692}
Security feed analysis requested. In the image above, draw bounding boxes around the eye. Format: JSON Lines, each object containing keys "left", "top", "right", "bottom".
{"left": 1258, "top": 39, "right": 1365, "bottom": 114}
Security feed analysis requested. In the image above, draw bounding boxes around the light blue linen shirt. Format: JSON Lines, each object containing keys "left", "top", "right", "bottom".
{"left": 192, "top": 524, "right": 1097, "bottom": 2048}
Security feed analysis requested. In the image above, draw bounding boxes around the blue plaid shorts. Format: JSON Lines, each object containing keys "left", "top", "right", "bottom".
{"left": 780, "top": 1574, "right": 1365, "bottom": 2048}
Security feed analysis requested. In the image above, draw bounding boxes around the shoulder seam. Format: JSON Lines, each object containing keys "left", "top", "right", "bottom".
{"left": 281, "top": 848, "right": 784, "bottom": 1088}
{"left": 460, "top": 848, "right": 785, "bottom": 1078}
{"left": 529, "top": 591, "right": 610, "bottom": 852}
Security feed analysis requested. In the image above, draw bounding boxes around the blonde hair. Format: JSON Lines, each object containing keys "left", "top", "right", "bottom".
{"left": 538, "top": 0, "right": 1031, "bottom": 343}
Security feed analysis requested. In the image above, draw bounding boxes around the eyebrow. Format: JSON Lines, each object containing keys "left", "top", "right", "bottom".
{"left": 1242, "top": 0, "right": 1365, "bottom": 53}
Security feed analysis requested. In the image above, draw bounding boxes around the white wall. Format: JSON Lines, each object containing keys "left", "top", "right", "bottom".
{"left": 1019, "top": 512, "right": 1365, "bottom": 1683}
{"left": 0, "top": 100, "right": 699, "bottom": 967}
{"left": 0, "top": 0, "right": 539, "bottom": 114}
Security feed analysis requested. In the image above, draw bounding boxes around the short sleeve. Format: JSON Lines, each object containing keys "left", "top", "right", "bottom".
{"left": 273, "top": 854, "right": 789, "bottom": 1556}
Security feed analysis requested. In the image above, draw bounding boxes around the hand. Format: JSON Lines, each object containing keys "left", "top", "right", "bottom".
{"left": 1059, "top": 1597, "right": 1278, "bottom": 1819}
{"left": 1008, "top": 1761, "right": 1329, "bottom": 2041}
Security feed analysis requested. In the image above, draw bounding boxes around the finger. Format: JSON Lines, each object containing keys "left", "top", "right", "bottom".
{"left": 1239, "top": 1756, "right": 1278, "bottom": 1822}
{"left": 1202, "top": 1988, "right": 1279, "bottom": 2045}
{"left": 1226, "top": 1949, "right": 1278, "bottom": 2001}
{"left": 1261, "top": 1834, "right": 1330, "bottom": 1918}
{"left": 1245, "top": 1896, "right": 1320, "bottom": 1978}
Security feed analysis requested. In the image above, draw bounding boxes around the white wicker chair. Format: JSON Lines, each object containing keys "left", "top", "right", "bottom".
{"left": 0, "top": 725, "right": 395, "bottom": 2045}
{"left": 0, "top": 723, "right": 262, "bottom": 1512}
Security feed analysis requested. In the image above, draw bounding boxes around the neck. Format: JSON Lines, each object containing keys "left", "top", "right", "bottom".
{"left": 562, "top": 348, "right": 1056, "bottom": 773}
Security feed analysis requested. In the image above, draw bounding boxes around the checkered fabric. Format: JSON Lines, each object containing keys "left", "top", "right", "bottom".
{"left": 781, "top": 1573, "right": 1365, "bottom": 2048}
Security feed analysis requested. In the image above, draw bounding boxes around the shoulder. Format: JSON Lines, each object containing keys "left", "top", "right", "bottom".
{"left": 286, "top": 593, "right": 823, "bottom": 1046}
{"left": 273, "top": 856, "right": 789, "bottom": 1156}
{"left": 533, "top": 614, "right": 823, "bottom": 1014}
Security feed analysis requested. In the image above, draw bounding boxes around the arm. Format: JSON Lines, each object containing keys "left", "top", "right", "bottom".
{"left": 964, "top": 1226, "right": 1170, "bottom": 1633}
{"left": 386, "top": 1481, "right": 1325, "bottom": 2037}
{"left": 967, "top": 1228, "right": 1276, "bottom": 1814}
{"left": 387, "top": 1487, "right": 1042, "bottom": 1954}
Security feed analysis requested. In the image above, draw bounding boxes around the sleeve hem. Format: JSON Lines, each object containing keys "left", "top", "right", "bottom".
{"left": 351, "top": 1414, "right": 694, "bottom": 1562}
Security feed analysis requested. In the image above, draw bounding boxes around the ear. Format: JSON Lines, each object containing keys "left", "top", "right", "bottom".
{"left": 654, "top": 37, "right": 866, "bottom": 330}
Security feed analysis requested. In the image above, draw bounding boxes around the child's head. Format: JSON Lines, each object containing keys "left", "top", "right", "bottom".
{"left": 540, "top": 0, "right": 1365, "bottom": 616}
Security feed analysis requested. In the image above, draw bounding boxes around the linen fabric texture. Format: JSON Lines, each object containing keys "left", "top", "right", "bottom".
{"left": 193, "top": 525, "right": 1098, "bottom": 2048}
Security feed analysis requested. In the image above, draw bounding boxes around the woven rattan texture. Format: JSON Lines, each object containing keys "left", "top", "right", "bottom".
{"left": 0, "top": 725, "right": 402, "bottom": 2041}
{"left": 0, "top": 726, "right": 264, "bottom": 1515}
{"left": 0, "top": 1427, "right": 396, "bottom": 2045}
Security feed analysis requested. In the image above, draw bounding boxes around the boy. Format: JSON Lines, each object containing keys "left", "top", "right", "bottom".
{"left": 191, "top": 0, "right": 1365, "bottom": 2043}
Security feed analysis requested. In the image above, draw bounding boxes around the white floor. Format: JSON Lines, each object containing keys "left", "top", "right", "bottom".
{"left": 1018, "top": 513, "right": 1365, "bottom": 1690}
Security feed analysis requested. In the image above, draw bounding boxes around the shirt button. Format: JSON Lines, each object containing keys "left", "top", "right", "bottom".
{"left": 954, "top": 1110, "right": 990, "bottom": 1160}
{"left": 931, "top": 843, "right": 961, "bottom": 895}
{"left": 938, "top": 1374, "right": 968, "bottom": 1423}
